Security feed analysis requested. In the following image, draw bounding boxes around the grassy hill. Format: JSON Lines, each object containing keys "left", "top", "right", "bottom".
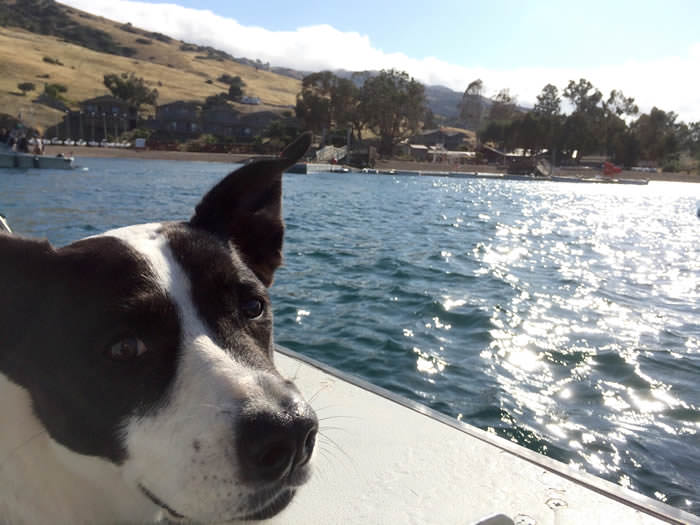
{"left": 0, "top": 0, "right": 300, "bottom": 131}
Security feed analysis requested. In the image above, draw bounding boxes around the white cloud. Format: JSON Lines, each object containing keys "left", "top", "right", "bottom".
{"left": 62, "top": 0, "right": 700, "bottom": 122}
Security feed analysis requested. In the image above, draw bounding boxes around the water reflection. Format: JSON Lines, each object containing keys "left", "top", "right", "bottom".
{"left": 467, "top": 181, "right": 699, "bottom": 511}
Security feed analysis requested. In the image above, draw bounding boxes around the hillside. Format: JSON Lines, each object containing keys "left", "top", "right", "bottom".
{"left": 0, "top": 0, "right": 300, "bottom": 131}
{"left": 1, "top": 0, "right": 483, "bottom": 134}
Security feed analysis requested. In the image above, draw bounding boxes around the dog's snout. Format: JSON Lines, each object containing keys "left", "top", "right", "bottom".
{"left": 237, "top": 399, "right": 318, "bottom": 483}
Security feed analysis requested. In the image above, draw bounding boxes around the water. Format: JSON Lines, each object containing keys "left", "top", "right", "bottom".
{"left": 1, "top": 159, "right": 699, "bottom": 515}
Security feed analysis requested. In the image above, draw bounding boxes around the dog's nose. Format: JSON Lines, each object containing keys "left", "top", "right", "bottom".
{"left": 236, "top": 399, "right": 318, "bottom": 483}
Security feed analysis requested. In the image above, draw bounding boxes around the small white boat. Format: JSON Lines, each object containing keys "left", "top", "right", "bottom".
{"left": 0, "top": 144, "right": 74, "bottom": 170}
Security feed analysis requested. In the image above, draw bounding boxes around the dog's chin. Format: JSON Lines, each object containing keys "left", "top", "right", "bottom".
{"left": 138, "top": 467, "right": 310, "bottom": 524}
{"left": 139, "top": 487, "right": 297, "bottom": 524}
{"left": 241, "top": 488, "right": 296, "bottom": 521}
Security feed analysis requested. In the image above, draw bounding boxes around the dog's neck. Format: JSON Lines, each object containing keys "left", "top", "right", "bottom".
{"left": 0, "top": 373, "right": 161, "bottom": 525}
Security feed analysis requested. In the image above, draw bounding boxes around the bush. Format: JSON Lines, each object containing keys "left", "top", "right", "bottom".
{"left": 17, "top": 82, "right": 36, "bottom": 95}
{"left": 43, "top": 56, "right": 63, "bottom": 66}
{"left": 43, "top": 83, "right": 68, "bottom": 100}
{"left": 180, "top": 43, "right": 200, "bottom": 52}
{"left": 217, "top": 74, "right": 244, "bottom": 86}
{"left": 147, "top": 32, "right": 171, "bottom": 43}
{"left": 135, "top": 38, "right": 152, "bottom": 45}
{"left": 119, "top": 22, "right": 138, "bottom": 34}
{"left": 662, "top": 160, "right": 680, "bottom": 173}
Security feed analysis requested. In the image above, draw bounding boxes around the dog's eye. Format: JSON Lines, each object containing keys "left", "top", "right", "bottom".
{"left": 240, "top": 298, "right": 265, "bottom": 319}
{"left": 108, "top": 337, "right": 148, "bottom": 361}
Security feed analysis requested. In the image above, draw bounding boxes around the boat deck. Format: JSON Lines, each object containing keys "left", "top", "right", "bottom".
{"left": 272, "top": 347, "right": 695, "bottom": 524}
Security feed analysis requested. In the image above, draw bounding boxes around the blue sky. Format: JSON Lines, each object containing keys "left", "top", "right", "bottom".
{"left": 182, "top": 0, "right": 700, "bottom": 69}
{"left": 62, "top": 0, "right": 700, "bottom": 121}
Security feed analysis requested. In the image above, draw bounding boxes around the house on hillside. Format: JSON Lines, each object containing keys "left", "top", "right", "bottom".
{"left": 201, "top": 104, "right": 242, "bottom": 137}
{"left": 145, "top": 100, "right": 287, "bottom": 140}
{"left": 46, "top": 95, "right": 137, "bottom": 141}
{"left": 238, "top": 111, "right": 281, "bottom": 137}
{"left": 156, "top": 101, "right": 202, "bottom": 135}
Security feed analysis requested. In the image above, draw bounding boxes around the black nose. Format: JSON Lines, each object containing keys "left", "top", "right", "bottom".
{"left": 236, "top": 400, "right": 318, "bottom": 483}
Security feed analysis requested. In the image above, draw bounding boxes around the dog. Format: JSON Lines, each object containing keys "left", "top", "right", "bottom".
{"left": 0, "top": 133, "right": 317, "bottom": 524}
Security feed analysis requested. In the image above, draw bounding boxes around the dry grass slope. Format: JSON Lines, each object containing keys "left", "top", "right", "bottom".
{"left": 0, "top": 2, "right": 300, "bottom": 131}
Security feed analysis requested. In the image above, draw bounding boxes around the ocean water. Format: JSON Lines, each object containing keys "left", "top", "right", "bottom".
{"left": 1, "top": 158, "right": 699, "bottom": 516}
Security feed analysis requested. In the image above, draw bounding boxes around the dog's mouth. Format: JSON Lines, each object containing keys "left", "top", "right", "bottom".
{"left": 138, "top": 482, "right": 298, "bottom": 522}
{"left": 138, "top": 484, "right": 187, "bottom": 521}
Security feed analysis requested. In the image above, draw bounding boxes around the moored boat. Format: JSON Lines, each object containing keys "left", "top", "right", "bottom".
{"left": 0, "top": 149, "right": 74, "bottom": 170}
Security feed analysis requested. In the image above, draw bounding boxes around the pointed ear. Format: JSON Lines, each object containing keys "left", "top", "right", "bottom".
{"left": 189, "top": 132, "right": 311, "bottom": 286}
{"left": 0, "top": 234, "right": 56, "bottom": 355}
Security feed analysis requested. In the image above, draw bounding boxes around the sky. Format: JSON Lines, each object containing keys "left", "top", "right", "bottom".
{"left": 61, "top": 0, "right": 700, "bottom": 121}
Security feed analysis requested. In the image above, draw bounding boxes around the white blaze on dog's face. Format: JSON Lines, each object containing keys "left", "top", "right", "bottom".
{"left": 0, "top": 133, "right": 316, "bottom": 523}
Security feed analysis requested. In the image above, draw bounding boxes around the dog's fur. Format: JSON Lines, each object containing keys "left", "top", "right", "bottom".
{"left": 0, "top": 133, "right": 317, "bottom": 524}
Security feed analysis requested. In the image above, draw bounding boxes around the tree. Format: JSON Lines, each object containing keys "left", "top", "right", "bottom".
{"left": 632, "top": 107, "right": 681, "bottom": 164}
{"left": 295, "top": 72, "right": 333, "bottom": 134}
{"left": 423, "top": 108, "right": 437, "bottom": 130}
{"left": 17, "top": 82, "right": 36, "bottom": 96}
{"left": 226, "top": 76, "right": 245, "bottom": 100}
{"left": 601, "top": 90, "right": 639, "bottom": 164}
{"left": 43, "top": 82, "right": 67, "bottom": 101}
{"left": 359, "top": 69, "right": 425, "bottom": 155}
{"left": 561, "top": 79, "right": 605, "bottom": 160}
{"left": 563, "top": 78, "right": 602, "bottom": 114}
{"left": 295, "top": 71, "right": 363, "bottom": 141}
{"left": 203, "top": 93, "right": 230, "bottom": 109}
{"left": 103, "top": 72, "right": 158, "bottom": 112}
{"left": 458, "top": 79, "right": 484, "bottom": 130}
{"left": 605, "top": 89, "right": 638, "bottom": 118}
{"left": 533, "top": 84, "right": 563, "bottom": 163}
{"left": 533, "top": 84, "right": 561, "bottom": 116}
{"left": 489, "top": 88, "right": 517, "bottom": 122}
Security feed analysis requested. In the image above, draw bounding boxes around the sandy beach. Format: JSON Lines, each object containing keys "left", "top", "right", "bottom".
{"left": 45, "top": 145, "right": 700, "bottom": 184}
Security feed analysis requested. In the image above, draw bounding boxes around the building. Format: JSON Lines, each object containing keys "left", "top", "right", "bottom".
{"left": 201, "top": 104, "right": 242, "bottom": 137}
{"left": 409, "top": 144, "right": 429, "bottom": 161}
{"left": 155, "top": 101, "right": 202, "bottom": 135}
{"left": 237, "top": 111, "right": 281, "bottom": 137}
{"left": 47, "top": 95, "right": 138, "bottom": 141}
{"left": 411, "top": 128, "right": 470, "bottom": 150}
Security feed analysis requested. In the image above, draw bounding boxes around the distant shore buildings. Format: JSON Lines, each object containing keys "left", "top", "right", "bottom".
{"left": 43, "top": 96, "right": 292, "bottom": 143}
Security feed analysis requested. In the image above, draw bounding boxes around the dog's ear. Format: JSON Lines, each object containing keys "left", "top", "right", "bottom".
{"left": 190, "top": 132, "right": 311, "bottom": 286}
{"left": 0, "top": 234, "right": 56, "bottom": 355}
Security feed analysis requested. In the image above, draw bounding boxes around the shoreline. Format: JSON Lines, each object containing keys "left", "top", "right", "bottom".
{"left": 45, "top": 145, "right": 700, "bottom": 184}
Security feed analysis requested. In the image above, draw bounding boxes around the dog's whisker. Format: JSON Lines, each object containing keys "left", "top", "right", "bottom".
{"left": 315, "top": 440, "right": 362, "bottom": 483}
{"left": 318, "top": 414, "right": 362, "bottom": 422}
{"left": 316, "top": 426, "right": 353, "bottom": 436}
{"left": 309, "top": 403, "right": 346, "bottom": 414}
{"left": 307, "top": 383, "right": 332, "bottom": 405}
{"left": 317, "top": 431, "right": 357, "bottom": 473}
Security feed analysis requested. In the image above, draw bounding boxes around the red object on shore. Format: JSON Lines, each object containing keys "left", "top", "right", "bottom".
{"left": 603, "top": 161, "right": 623, "bottom": 176}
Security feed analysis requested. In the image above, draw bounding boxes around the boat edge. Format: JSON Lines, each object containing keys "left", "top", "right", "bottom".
{"left": 275, "top": 345, "right": 698, "bottom": 524}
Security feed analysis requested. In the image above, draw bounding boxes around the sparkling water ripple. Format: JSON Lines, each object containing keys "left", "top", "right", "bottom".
{"left": 1, "top": 159, "right": 698, "bottom": 515}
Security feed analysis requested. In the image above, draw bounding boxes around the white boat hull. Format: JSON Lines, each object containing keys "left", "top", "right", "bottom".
{"left": 0, "top": 151, "right": 74, "bottom": 170}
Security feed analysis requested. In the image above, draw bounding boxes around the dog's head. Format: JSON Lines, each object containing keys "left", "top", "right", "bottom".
{"left": 0, "top": 133, "right": 317, "bottom": 522}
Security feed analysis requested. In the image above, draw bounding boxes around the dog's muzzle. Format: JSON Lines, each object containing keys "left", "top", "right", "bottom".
{"left": 236, "top": 381, "right": 318, "bottom": 485}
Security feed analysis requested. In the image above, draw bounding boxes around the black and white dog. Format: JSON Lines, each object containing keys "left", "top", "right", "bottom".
{"left": 0, "top": 133, "right": 317, "bottom": 523}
